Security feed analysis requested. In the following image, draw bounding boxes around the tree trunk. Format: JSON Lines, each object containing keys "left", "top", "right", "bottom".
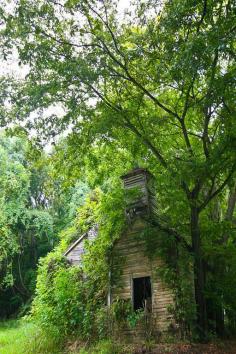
{"left": 216, "top": 181, "right": 236, "bottom": 335}
{"left": 208, "top": 194, "right": 225, "bottom": 336}
{"left": 190, "top": 206, "right": 207, "bottom": 340}
{"left": 215, "top": 181, "right": 236, "bottom": 335}
{"left": 215, "top": 302, "right": 224, "bottom": 336}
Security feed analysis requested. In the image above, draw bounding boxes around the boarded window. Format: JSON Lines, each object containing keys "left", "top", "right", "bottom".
{"left": 133, "top": 276, "right": 152, "bottom": 311}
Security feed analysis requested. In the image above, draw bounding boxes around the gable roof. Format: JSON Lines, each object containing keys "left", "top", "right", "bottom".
{"left": 64, "top": 226, "right": 98, "bottom": 257}
{"left": 64, "top": 232, "right": 88, "bottom": 256}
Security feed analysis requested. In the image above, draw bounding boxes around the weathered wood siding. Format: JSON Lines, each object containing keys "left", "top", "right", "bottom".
{"left": 65, "top": 227, "right": 97, "bottom": 266}
{"left": 66, "top": 238, "right": 85, "bottom": 266}
{"left": 122, "top": 169, "right": 150, "bottom": 208}
{"left": 111, "top": 219, "right": 174, "bottom": 334}
{"left": 121, "top": 167, "right": 158, "bottom": 220}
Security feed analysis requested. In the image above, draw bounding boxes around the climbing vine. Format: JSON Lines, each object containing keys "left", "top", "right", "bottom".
{"left": 141, "top": 225, "right": 196, "bottom": 339}
{"left": 31, "top": 183, "right": 126, "bottom": 342}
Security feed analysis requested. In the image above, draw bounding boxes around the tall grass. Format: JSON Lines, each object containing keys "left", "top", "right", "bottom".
{"left": 78, "top": 340, "right": 135, "bottom": 354}
{"left": 0, "top": 320, "right": 63, "bottom": 354}
{"left": 0, "top": 320, "right": 134, "bottom": 354}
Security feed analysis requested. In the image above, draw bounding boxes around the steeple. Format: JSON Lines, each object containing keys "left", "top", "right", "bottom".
{"left": 121, "top": 167, "right": 156, "bottom": 220}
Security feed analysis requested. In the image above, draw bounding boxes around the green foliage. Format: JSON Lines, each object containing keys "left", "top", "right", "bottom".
{"left": 0, "top": 320, "right": 62, "bottom": 354}
{"left": 0, "top": 133, "right": 56, "bottom": 317}
{"left": 0, "top": 0, "right": 236, "bottom": 342}
{"left": 79, "top": 339, "right": 131, "bottom": 354}
{"left": 142, "top": 225, "right": 196, "bottom": 338}
{"left": 111, "top": 298, "right": 145, "bottom": 332}
{"left": 32, "top": 253, "right": 86, "bottom": 338}
{"left": 0, "top": 135, "right": 30, "bottom": 288}
{"left": 112, "top": 299, "right": 132, "bottom": 325}
{"left": 0, "top": 131, "right": 93, "bottom": 318}
{"left": 127, "top": 309, "right": 145, "bottom": 330}
{"left": 31, "top": 183, "right": 126, "bottom": 341}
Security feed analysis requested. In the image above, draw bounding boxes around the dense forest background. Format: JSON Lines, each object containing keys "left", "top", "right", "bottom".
{"left": 0, "top": 0, "right": 236, "bottom": 351}
{"left": 0, "top": 132, "right": 90, "bottom": 317}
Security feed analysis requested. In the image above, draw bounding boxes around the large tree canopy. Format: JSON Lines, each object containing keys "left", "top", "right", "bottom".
{"left": 1, "top": 0, "right": 236, "bottom": 338}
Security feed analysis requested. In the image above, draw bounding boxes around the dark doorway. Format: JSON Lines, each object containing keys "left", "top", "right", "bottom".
{"left": 133, "top": 276, "right": 152, "bottom": 311}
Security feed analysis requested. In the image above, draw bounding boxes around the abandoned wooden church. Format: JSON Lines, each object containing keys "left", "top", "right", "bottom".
{"left": 64, "top": 167, "right": 175, "bottom": 338}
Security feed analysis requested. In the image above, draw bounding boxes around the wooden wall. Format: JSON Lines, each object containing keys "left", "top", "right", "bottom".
{"left": 111, "top": 219, "right": 174, "bottom": 337}
{"left": 65, "top": 219, "right": 174, "bottom": 339}
{"left": 65, "top": 227, "right": 97, "bottom": 266}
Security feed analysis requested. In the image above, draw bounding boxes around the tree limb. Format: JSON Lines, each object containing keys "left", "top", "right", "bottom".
{"left": 124, "top": 118, "right": 169, "bottom": 169}
{"left": 197, "top": 0, "right": 207, "bottom": 33}
{"left": 199, "top": 167, "right": 236, "bottom": 211}
{"left": 202, "top": 49, "right": 219, "bottom": 158}
{"left": 147, "top": 217, "right": 193, "bottom": 253}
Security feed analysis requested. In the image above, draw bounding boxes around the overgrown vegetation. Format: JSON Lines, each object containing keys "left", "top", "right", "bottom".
{"left": 31, "top": 185, "right": 126, "bottom": 344}
{"left": 0, "top": 132, "right": 91, "bottom": 318}
{"left": 0, "top": 133, "right": 55, "bottom": 317}
{"left": 0, "top": 0, "right": 236, "bottom": 351}
{"left": 0, "top": 320, "right": 63, "bottom": 354}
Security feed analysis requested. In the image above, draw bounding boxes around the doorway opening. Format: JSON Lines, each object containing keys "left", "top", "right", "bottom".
{"left": 133, "top": 276, "right": 152, "bottom": 311}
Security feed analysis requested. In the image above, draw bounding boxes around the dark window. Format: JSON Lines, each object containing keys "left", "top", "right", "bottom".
{"left": 133, "top": 276, "right": 152, "bottom": 311}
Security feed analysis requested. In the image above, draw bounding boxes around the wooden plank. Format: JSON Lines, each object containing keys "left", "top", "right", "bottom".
{"left": 111, "top": 220, "right": 175, "bottom": 336}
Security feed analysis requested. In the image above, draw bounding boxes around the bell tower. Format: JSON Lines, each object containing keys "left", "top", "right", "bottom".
{"left": 121, "top": 167, "right": 156, "bottom": 220}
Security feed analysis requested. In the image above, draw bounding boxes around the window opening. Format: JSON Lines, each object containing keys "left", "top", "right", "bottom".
{"left": 133, "top": 276, "right": 152, "bottom": 311}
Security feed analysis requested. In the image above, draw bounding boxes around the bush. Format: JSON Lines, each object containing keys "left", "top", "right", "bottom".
{"left": 31, "top": 251, "right": 88, "bottom": 339}
{"left": 30, "top": 186, "right": 126, "bottom": 344}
